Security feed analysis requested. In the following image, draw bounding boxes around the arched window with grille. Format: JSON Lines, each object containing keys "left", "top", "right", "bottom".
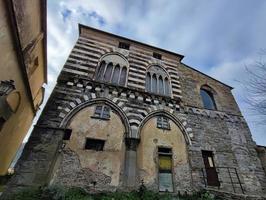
{"left": 145, "top": 65, "right": 171, "bottom": 96}
{"left": 95, "top": 53, "right": 129, "bottom": 86}
{"left": 200, "top": 86, "right": 216, "bottom": 110}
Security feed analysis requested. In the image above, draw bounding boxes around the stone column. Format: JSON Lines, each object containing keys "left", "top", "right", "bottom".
{"left": 124, "top": 138, "right": 140, "bottom": 188}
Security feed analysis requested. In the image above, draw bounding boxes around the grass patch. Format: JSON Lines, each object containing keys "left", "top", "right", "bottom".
{"left": 3, "top": 185, "right": 216, "bottom": 200}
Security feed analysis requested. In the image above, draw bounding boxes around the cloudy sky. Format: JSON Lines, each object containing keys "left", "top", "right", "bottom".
{"left": 40, "top": 0, "right": 266, "bottom": 145}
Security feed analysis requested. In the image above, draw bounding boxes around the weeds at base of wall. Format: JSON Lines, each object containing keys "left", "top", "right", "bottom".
{"left": 3, "top": 185, "right": 217, "bottom": 200}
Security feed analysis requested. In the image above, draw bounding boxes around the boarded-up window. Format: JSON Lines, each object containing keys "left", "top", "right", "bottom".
{"left": 85, "top": 138, "right": 105, "bottom": 151}
{"left": 158, "top": 147, "right": 173, "bottom": 192}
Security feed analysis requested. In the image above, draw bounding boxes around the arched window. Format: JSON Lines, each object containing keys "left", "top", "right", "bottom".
{"left": 159, "top": 76, "right": 164, "bottom": 95}
{"left": 104, "top": 63, "right": 113, "bottom": 82}
{"left": 200, "top": 88, "right": 216, "bottom": 110}
{"left": 95, "top": 53, "right": 129, "bottom": 86}
{"left": 146, "top": 72, "right": 151, "bottom": 92}
{"left": 96, "top": 61, "right": 105, "bottom": 80}
{"left": 111, "top": 65, "right": 120, "bottom": 84}
{"left": 145, "top": 65, "right": 171, "bottom": 96}
{"left": 152, "top": 74, "right": 157, "bottom": 93}
{"left": 164, "top": 78, "right": 170, "bottom": 96}
{"left": 119, "top": 67, "right": 127, "bottom": 85}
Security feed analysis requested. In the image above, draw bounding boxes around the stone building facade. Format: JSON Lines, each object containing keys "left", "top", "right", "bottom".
{"left": 6, "top": 24, "right": 266, "bottom": 197}
{"left": 0, "top": 0, "right": 47, "bottom": 176}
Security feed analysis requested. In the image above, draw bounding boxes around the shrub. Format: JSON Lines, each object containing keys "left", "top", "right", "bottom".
{"left": 4, "top": 185, "right": 216, "bottom": 200}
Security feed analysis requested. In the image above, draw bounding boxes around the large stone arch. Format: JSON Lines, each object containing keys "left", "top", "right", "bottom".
{"left": 52, "top": 98, "right": 131, "bottom": 190}
{"left": 136, "top": 110, "right": 192, "bottom": 192}
{"left": 138, "top": 110, "right": 192, "bottom": 145}
{"left": 59, "top": 98, "right": 131, "bottom": 137}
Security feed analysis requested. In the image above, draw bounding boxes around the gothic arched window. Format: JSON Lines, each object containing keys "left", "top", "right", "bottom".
{"left": 146, "top": 72, "right": 151, "bottom": 92}
{"left": 119, "top": 67, "right": 127, "bottom": 85}
{"left": 95, "top": 53, "right": 129, "bottom": 86}
{"left": 145, "top": 65, "right": 171, "bottom": 96}
{"left": 152, "top": 74, "right": 157, "bottom": 93}
{"left": 200, "top": 87, "right": 216, "bottom": 110}
{"left": 111, "top": 65, "right": 120, "bottom": 84}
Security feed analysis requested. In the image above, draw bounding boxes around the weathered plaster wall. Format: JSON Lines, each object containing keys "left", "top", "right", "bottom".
{"left": 137, "top": 117, "right": 191, "bottom": 192}
{"left": 53, "top": 105, "right": 126, "bottom": 191}
{"left": 0, "top": 1, "right": 34, "bottom": 175}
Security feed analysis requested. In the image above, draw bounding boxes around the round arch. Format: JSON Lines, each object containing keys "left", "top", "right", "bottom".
{"left": 98, "top": 52, "right": 129, "bottom": 67}
{"left": 60, "top": 98, "right": 131, "bottom": 137}
{"left": 138, "top": 110, "right": 192, "bottom": 145}
{"left": 146, "top": 64, "right": 170, "bottom": 77}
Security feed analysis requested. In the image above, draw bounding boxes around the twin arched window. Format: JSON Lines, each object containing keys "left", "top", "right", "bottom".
{"left": 200, "top": 87, "right": 216, "bottom": 110}
{"left": 145, "top": 65, "right": 170, "bottom": 96}
{"left": 95, "top": 54, "right": 128, "bottom": 86}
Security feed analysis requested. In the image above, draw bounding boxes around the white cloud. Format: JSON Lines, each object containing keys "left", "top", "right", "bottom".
{"left": 23, "top": 0, "right": 266, "bottom": 146}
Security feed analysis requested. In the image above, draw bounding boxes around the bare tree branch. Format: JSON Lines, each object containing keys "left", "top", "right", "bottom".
{"left": 242, "top": 53, "right": 266, "bottom": 124}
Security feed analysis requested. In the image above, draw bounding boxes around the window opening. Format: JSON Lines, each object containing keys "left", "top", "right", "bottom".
{"left": 157, "top": 116, "right": 170, "bottom": 130}
{"left": 119, "top": 42, "right": 130, "bottom": 50}
{"left": 63, "top": 129, "right": 72, "bottom": 140}
{"left": 93, "top": 105, "right": 110, "bottom": 119}
{"left": 153, "top": 52, "right": 162, "bottom": 60}
{"left": 158, "top": 147, "right": 173, "bottom": 192}
{"left": 200, "top": 89, "right": 216, "bottom": 110}
{"left": 85, "top": 138, "right": 105, "bottom": 151}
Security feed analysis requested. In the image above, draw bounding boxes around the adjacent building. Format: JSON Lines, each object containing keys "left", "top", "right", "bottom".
{"left": 6, "top": 24, "right": 266, "bottom": 197}
{"left": 0, "top": 0, "right": 47, "bottom": 176}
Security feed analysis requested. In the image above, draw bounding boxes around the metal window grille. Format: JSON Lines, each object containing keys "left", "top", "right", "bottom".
{"left": 93, "top": 105, "right": 110, "bottom": 119}
{"left": 157, "top": 116, "right": 170, "bottom": 130}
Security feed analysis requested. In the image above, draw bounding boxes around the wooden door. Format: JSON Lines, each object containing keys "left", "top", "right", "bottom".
{"left": 202, "top": 151, "right": 220, "bottom": 186}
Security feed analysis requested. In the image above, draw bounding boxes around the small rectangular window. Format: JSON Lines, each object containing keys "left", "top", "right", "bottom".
{"left": 92, "top": 105, "right": 110, "bottom": 119}
{"left": 153, "top": 52, "right": 162, "bottom": 60}
{"left": 63, "top": 129, "right": 72, "bottom": 140}
{"left": 157, "top": 116, "right": 170, "bottom": 130}
{"left": 119, "top": 42, "right": 130, "bottom": 50}
{"left": 85, "top": 138, "right": 105, "bottom": 151}
{"left": 158, "top": 147, "right": 172, "bottom": 154}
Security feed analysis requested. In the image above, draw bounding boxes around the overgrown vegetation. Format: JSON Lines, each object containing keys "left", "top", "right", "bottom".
{"left": 4, "top": 185, "right": 217, "bottom": 200}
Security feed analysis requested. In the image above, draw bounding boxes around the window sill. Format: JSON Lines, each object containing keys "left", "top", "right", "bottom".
{"left": 157, "top": 127, "right": 171, "bottom": 131}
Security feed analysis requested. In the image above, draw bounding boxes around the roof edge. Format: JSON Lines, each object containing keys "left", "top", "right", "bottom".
{"left": 78, "top": 24, "right": 185, "bottom": 60}
{"left": 182, "top": 63, "right": 233, "bottom": 90}
{"left": 78, "top": 24, "right": 233, "bottom": 90}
